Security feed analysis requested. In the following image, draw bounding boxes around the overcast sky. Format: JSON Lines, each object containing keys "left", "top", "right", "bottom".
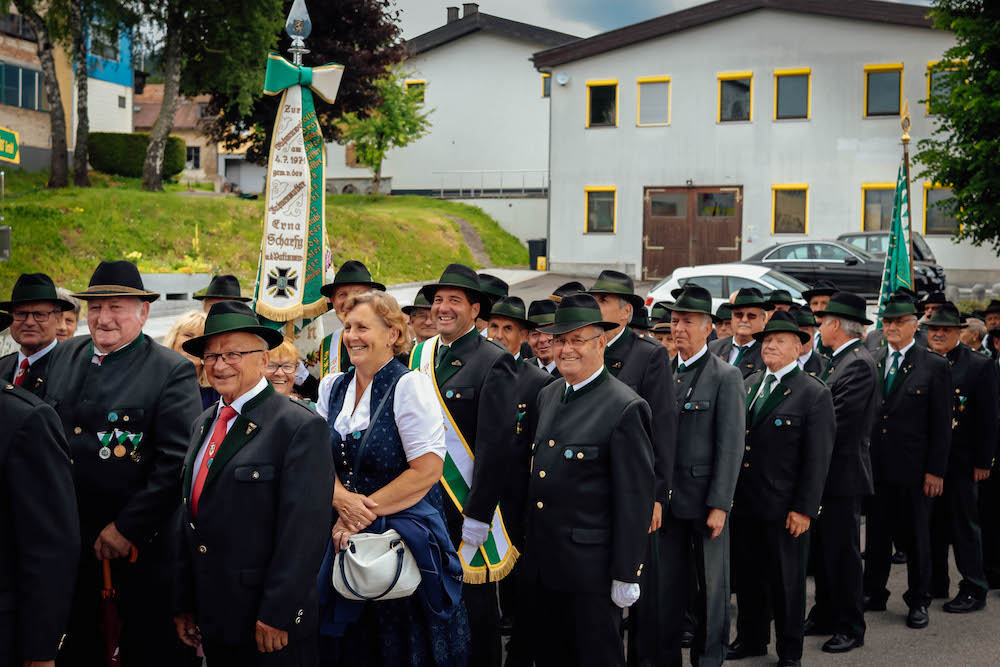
{"left": 392, "top": 0, "right": 934, "bottom": 40}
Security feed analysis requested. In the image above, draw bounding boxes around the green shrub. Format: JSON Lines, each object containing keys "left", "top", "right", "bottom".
{"left": 89, "top": 133, "right": 186, "bottom": 179}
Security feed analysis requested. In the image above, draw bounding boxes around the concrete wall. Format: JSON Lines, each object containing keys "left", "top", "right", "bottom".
{"left": 546, "top": 9, "right": 997, "bottom": 281}
{"left": 450, "top": 196, "right": 547, "bottom": 242}
{"left": 79, "top": 77, "right": 132, "bottom": 135}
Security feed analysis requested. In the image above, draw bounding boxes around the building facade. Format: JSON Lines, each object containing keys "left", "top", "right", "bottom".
{"left": 534, "top": 0, "right": 997, "bottom": 284}
{"left": 134, "top": 84, "right": 218, "bottom": 183}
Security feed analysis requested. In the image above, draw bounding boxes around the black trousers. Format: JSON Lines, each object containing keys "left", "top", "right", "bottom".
{"left": 527, "top": 581, "right": 624, "bottom": 667}
{"left": 202, "top": 634, "right": 318, "bottom": 667}
{"left": 464, "top": 581, "right": 501, "bottom": 667}
{"left": 979, "top": 470, "right": 1000, "bottom": 588}
{"left": 863, "top": 482, "right": 932, "bottom": 608}
{"left": 660, "top": 512, "right": 730, "bottom": 667}
{"left": 808, "top": 495, "right": 866, "bottom": 640}
{"left": 931, "top": 468, "right": 989, "bottom": 597}
{"left": 499, "top": 562, "right": 530, "bottom": 667}
{"left": 732, "top": 515, "right": 808, "bottom": 661}
{"left": 626, "top": 528, "right": 667, "bottom": 667}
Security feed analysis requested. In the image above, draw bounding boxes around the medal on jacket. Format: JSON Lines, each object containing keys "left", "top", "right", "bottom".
{"left": 97, "top": 431, "right": 114, "bottom": 460}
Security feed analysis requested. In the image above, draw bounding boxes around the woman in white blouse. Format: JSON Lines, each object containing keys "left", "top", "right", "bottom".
{"left": 316, "top": 291, "right": 470, "bottom": 666}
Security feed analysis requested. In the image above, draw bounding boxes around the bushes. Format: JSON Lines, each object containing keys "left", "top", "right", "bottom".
{"left": 89, "top": 133, "right": 186, "bottom": 179}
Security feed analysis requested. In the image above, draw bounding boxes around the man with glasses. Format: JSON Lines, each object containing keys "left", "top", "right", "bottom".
{"left": 862, "top": 294, "right": 952, "bottom": 630}
{"left": 522, "top": 293, "right": 654, "bottom": 667}
{"left": 708, "top": 288, "right": 773, "bottom": 379}
{"left": 45, "top": 260, "right": 203, "bottom": 666}
{"left": 0, "top": 273, "right": 76, "bottom": 398}
{"left": 525, "top": 299, "right": 560, "bottom": 377}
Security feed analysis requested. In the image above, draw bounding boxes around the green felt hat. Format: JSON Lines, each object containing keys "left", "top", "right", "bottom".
{"left": 814, "top": 291, "right": 873, "bottom": 325}
{"left": 753, "top": 310, "right": 811, "bottom": 344}
{"left": 880, "top": 294, "right": 918, "bottom": 319}
{"left": 587, "top": 270, "right": 646, "bottom": 311}
{"left": 536, "top": 293, "right": 618, "bottom": 336}
{"left": 0, "top": 272, "right": 75, "bottom": 311}
{"left": 630, "top": 307, "right": 651, "bottom": 330}
{"left": 790, "top": 305, "right": 820, "bottom": 328}
{"left": 72, "top": 261, "right": 160, "bottom": 302}
{"left": 402, "top": 291, "right": 431, "bottom": 316}
{"left": 801, "top": 280, "right": 838, "bottom": 302}
{"left": 182, "top": 301, "right": 284, "bottom": 357}
{"left": 666, "top": 285, "right": 714, "bottom": 317}
{"left": 925, "top": 301, "right": 964, "bottom": 328}
{"left": 715, "top": 302, "right": 733, "bottom": 323}
{"left": 732, "top": 287, "right": 774, "bottom": 311}
{"left": 320, "top": 260, "right": 386, "bottom": 297}
{"left": 419, "top": 263, "right": 492, "bottom": 318}
{"left": 489, "top": 296, "right": 533, "bottom": 329}
{"left": 478, "top": 274, "right": 509, "bottom": 304}
{"left": 650, "top": 300, "right": 672, "bottom": 323}
{"left": 0, "top": 311, "right": 11, "bottom": 332}
{"left": 527, "top": 299, "right": 557, "bottom": 327}
{"left": 768, "top": 289, "right": 794, "bottom": 306}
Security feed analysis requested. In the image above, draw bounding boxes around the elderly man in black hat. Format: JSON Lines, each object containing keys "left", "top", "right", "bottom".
{"left": 767, "top": 289, "right": 795, "bottom": 313}
{"left": 715, "top": 303, "right": 733, "bottom": 339}
{"left": 708, "top": 287, "right": 773, "bottom": 378}
{"left": 803, "top": 292, "right": 877, "bottom": 653}
{"left": 194, "top": 274, "right": 253, "bottom": 312}
{"left": 789, "top": 306, "right": 824, "bottom": 377}
{"left": 409, "top": 263, "right": 517, "bottom": 666}
{"left": 862, "top": 294, "right": 952, "bottom": 630}
{"left": 0, "top": 311, "right": 80, "bottom": 667}
{"left": 802, "top": 280, "right": 838, "bottom": 356}
{"left": 588, "top": 269, "right": 678, "bottom": 666}
{"left": 522, "top": 292, "right": 654, "bottom": 667}
{"left": 865, "top": 287, "right": 927, "bottom": 352}
{"left": 926, "top": 302, "right": 998, "bottom": 614}
{"left": 980, "top": 299, "right": 1000, "bottom": 358}
{"left": 525, "top": 299, "right": 560, "bottom": 377}
{"left": 477, "top": 273, "right": 509, "bottom": 335}
{"left": 728, "top": 311, "right": 834, "bottom": 667}
{"left": 317, "top": 261, "right": 386, "bottom": 376}
{"left": 0, "top": 273, "right": 76, "bottom": 398}
{"left": 43, "top": 260, "right": 203, "bottom": 666}
{"left": 172, "top": 301, "right": 332, "bottom": 666}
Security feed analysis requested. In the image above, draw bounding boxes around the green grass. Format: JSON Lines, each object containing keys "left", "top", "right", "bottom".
{"left": 0, "top": 171, "right": 527, "bottom": 295}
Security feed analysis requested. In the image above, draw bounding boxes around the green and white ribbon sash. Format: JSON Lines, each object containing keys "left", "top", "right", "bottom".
{"left": 253, "top": 53, "right": 344, "bottom": 322}
{"left": 410, "top": 335, "right": 519, "bottom": 584}
{"left": 318, "top": 327, "right": 345, "bottom": 376}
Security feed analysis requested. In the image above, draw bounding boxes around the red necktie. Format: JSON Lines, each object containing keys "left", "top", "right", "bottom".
{"left": 13, "top": 358, "right": 29, "bottom": 386}
{"left": 191, "top": 406, "right": 237, "bottom": 516}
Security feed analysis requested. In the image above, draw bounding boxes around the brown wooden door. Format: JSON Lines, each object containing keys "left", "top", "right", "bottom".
{"left": 642, "top": 186, "right": 742, "bottom": 280}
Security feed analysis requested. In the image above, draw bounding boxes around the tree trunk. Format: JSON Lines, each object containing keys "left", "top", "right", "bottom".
{"left": 141, "top": 1, "right": 182, "bottom": 192}
{"left": 15, "top": 1, "right": 69, "bottom": 187}
{"left": 70, "top": 0, "right": 90, "bottom": 187}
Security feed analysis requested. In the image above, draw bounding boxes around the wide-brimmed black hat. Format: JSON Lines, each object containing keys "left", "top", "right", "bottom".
{"left": 72, "top": 261, "right": 159, "bottom": 302}
{"left": 731, "top": 287, "right": 774, "bottom": 311}
{"left": 922, "top": 291, "right": 947, "bottom": 305}
{"left": 0, "top": 273, "right": 75, "bottom": 311}
{"left": 666, "top": 285, "right": 714, "bottom": 317}
{"left": 815, "top": 291, "right": 873, "bottom": 325}
{"left": 630, "top": 307, "right": 651, "bottom": 330}
{"left": 536, "top": 293, "right": 617, "bottom": 336}
{"left": 478, "top": 274, "right": 509, "bottom": 305}
{"left": 671, "top": 282, "right": 704, "bottom": 300}
{"left": 527, "top": 299, "right": 557, "bottom": 328}
{"left": 754, "top": 310, "right": 811, "bottom": 344}
{"left": 984, "top": 299, "right": 1000, "bottom": 315}
{"left": 892, "top": 286, "right": 919, "bottom": 302}
{"left": 489, "top": 296, "right": 533, "bottom": 329}
{"left": 549, "top": 281, "right": 585, "bottom": 303}
{"left": 402, "top": 291, "right": 431, "bottom": 316}
{"left": 588, "top": 270, "right": 645, "bottom": 311}
{"left": 320, "top": 260, "right": 386, "bottom": 297}
{"left": 801, "top": 280, "right": 838, "bottom": 302}
{"left": 715, "top": 302, "right": 733, "bottom": 323}
{"left": 768, "top": 289, "right": 794, "bottom": 307}
{"left": 194, "top": 274, "right": 251, "bottom": 302}
{"left": 0, "top": 311, "right": 11, "bottom": 332}
{"left": 880, "top": 294, "right": 919, "bottom": 319}
{"left": 925, "top": 301, "right": 965, "bottom": 328}
{"left": 182, "top": 301, "right": 284, "bottom": 357}
{"left": 651, "top": 320, "right": 671, "bottom": 333}
{"left": 419, "top": 263, "right": 492, "bottom": 318}
{"left": 790, "top": 305, "right": 820, "bottom": 328}
{"left": 650, "top": 301, "right": 672, "bottom": 323}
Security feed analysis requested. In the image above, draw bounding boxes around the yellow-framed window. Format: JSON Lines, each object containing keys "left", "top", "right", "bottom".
{"left": 541, "top": 73, "right": 551, "bottom": 98}
{"left": 861, "top": 183, "right": 895, "bottom": 231}
{"left": 405, "top": 79, "right": 426, "bottom": 103}
{"left": 771, "top": 184, "right": 808, "bottom": 234}
{"left": 585, "top": 186, "right": 616, "bottom": 233}
{"left": 586, "top": 79, "right": 618, "bottom": 128}
{"left": 863, "top": 63, "right": 902, "bottom": 117}
{"left": 773, "top": 68, "right": 810, "bottom": 120}
{"left": 636, "top": 75, "right": 670, "bottom": 126}
{"left": 923, "top": 183, "right": 959, "bottom": 235}
{"left": 925, "top": 60, "right": 959, "bottom": 115}
{"left": 718, "top": 71, "right": 752, "bottom": 122}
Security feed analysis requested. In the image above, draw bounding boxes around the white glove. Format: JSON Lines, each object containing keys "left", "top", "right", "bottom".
{"left": 461, "top": 516, "right": 491, "bottom": 548}
{"left": 611, "top": 580, "right": 641, "bottom": 609}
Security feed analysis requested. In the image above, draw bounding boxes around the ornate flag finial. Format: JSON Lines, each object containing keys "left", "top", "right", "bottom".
{"left": 286, "top": 0, "right": 312, "bottom": 65}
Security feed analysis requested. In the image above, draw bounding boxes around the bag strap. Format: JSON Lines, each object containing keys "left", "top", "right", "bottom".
{"left": 351, "top": 372, "right": 405, "bottom": 476}
{"left": 338, "top": 539, "right": 407, "bottom": 601}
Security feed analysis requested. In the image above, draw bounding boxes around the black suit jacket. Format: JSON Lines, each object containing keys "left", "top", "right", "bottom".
{"left": 800, "top": 349, "right": 825, "bottom": 378}
{"left": 945, "top": 343, "right": 999, "bottom": 471}
{"left": 734, "top": 367, "right": 835, "bottom": 521}
{"left": 0, "top": 347, "right": 53, "bottom": 398}
{"left": 606, "top": 327, "right": 677, "bottom": 505}
{"left": 870, "top": 343, "right": 952, "bottom": 486}
{"left": 820, "top": 340, "right": 876, "bottom": 497}
{"left": 865, "top": 328, "right": 928, "bottom": 353}
{"left": 0, "top": 384, "right": 79, "bottom": 663}
{"left": 175, "top": 384, "right": 333, "bottom": 645}
{"left": 522, "top": 370, "right": 654, "bottom": 592}
{"left": 526, "top": 356, "right": 562, "bottom": 379}
{"left": 708, "top": 335, "right": 766, "bottom": 379}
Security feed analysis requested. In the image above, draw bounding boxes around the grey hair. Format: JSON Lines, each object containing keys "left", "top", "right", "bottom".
{"left": 965, "top": 317, "right": 986, "bottom": 338}
{"left": 831, "top": 315, "right": 864, "bottom": 339}
{"left": 56, "top": 287, "right": 82, "bottom": 316}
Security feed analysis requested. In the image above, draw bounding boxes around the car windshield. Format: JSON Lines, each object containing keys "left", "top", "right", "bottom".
{"left": 913, "top": 234, "right": 935, "bottom": 262}
{"left": 760, "top": 270, "right": 809, "bottom": 298}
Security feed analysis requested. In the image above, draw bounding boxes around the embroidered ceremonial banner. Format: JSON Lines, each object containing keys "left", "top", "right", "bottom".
{"left": 253, "top": 53, "right": 343, "bottom": 322}
{"left": 410, "top": 335, "right": 518, "bottom": 584}
{"left": 874, "top": 160, "right": 913, "bottom": 330}
{"left": 318, "top": 326, "right": 346, "bottom": 376}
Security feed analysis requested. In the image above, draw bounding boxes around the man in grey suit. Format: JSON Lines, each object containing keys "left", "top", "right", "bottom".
{"left": 660, "top": 285, "right": 746, "bottom": 667}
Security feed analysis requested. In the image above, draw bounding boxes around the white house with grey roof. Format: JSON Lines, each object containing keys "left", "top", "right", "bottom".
{"left": 533, "top": 0, "right": 998, "bottom": 284}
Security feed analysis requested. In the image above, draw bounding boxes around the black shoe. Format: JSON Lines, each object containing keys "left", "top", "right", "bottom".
{"left": 943, "top": 591, "right": 986, "bottom": 613}
{"left": 863, "top": 595, "right": 887, "bottom": 611}
{"left": 777, "top": 660, "right": 801, "bottom": 667}
{"left": 726, "top": 640, "right": 767, "bottom": 660}
{"left": 822, "top": 633, "right": 864, "bottom": 653}
{"left": 892, "top": 550, "right": 908, "bottom": 564}
{"left": 906, "top": 605, "right": 929, "bottom": 629}
{"left": 803, "top": 617, "right": 832, "bottom": 636}
{"left": 680, "top": 629, "right": 694, "bottom": 648}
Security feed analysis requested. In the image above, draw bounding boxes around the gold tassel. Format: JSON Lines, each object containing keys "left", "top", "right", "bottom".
{"left": 487, "top": 546, "right": 520, "bottom": 583}
{"left": 462, "top": 567, "right": 490, "bottom": 585}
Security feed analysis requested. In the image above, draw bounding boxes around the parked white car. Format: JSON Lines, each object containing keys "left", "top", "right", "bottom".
{"left": 644, "top": 263, "right": 810, "bottom": 312}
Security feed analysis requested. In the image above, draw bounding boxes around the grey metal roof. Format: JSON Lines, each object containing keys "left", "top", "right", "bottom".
{"left": 406, "top": 12, "right": 580, "bottom": 56}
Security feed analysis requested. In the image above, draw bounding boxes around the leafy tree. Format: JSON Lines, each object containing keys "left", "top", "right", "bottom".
{"left": 915, "top": 1, "right": 1000, "bottom": 254}
{"left": 338, "top": 67, "right": 431, "bottom": 191}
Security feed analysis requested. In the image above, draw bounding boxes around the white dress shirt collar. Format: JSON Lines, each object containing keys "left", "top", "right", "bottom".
{"left": 217, "top": 376, "right": 269, "bottom": 416}
{"left": 566, "top": 365, "right": 605, "bottom": 393}
{"left": 607, "top": 327, "right": 627, "bottom": 349}
{"left": 797, "top": 348, "right": 812, "bottom": 369}
{"left": 832, "top": 338, "right": 860, "bottom": 358}
{"left": 678, "top": 344, "right": 708, "bottom": 366}
{"left": 888, "top": 338, "right": 916, "bottom": 358}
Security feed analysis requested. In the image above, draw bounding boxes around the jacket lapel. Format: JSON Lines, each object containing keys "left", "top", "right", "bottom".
{"left": 436, "top": 338, "right": 466, "bottom": 387}
{"left": 605, "top": 328, "right": 632, "bottom": 377}
{"left": 750, "top": 368, "right": 798, "bottom": 427}
{"left": 887, "top": 346, "right": 917, "bottom": 403}
{"left": 183, "top": 412, "right": 217, "bottom": 499}
{"left": 201, "top": 385, "right": 274, "bottom": 491}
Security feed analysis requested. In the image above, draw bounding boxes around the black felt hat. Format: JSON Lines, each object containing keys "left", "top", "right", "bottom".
{"left": 182, "top": 301, "right": 284, "bottom": 357}
{"left": 549, "top": 281, "right": 585, "bottom": 303}
{"left": 790, "top": 305, "right": 820, "bottom": 328}
{"left": 666, "top": 285, "right": 715, "bottom": 317}
{"left": 650, "top": 300, "right": 673, "bottom": 323}
{"left": 753, "top": 310, "right": 811, "bottom": 344}
{"left": 715, "top": 302, "right": 733, "bottom": 323}
{"left": 587, "top": 270, "right": 645, "bottom": 311}
{"left": 0, "top": 273, "right": 75, "bottom": 311}
{"left": 0, "top": 311, "right": 11, "bottom": 332}
{"left": 419, "top": 263, "right": 492, "bottom": 318}
{"left": 527, "top": 299, "right": 557, "bottom": 328}
{"left": 630, "top": 307, "right": 651, "bottom": 330}
{"left": 768, "top": 289, "right": 794, "bottom": 307}
{"left": 194, "top": 274, "right": 252, "bottom": 302}
{"left": 320, "top": 260, "right": 386, "bottom": 297}
{"left": 984, "top": 299, "right": 1000, "bottom": 315}
{"left": 731, "top": 287, "right": 775, "bottom": 311}
{"left": 925, "top": 301, "right": 965, "bottom": 328}
{"left": 671, "top": 281, "right": 704, "bottom": 300}
{"left": 489, "top": 296, "right": 534, "bottom": 329}
{"left": 71, "top": 261, "right": 160, "bottom": 302}
{"left": 922, "top": 291, "right": 948, "bottom": 305}
{"left": 651, "top": 320, "right": 672, "bottom": 333}
{"left": 814, "top": 291, "right": 873, "bottom": 325}
{"left": 402, "top": 291, "right": 431, "bottom": 316}
{"left": 478, "top": 274, "right": 509, "bottom": 304}
{"left": 536, "top": 293, "right": 618, "bottom": 336}
{"left": 801, "top": 280, "right": 838, "bottom": 302}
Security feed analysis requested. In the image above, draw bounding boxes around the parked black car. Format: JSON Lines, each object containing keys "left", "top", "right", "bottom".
{"left": 742, "top": 240, "right": 945, "bottom": 298}
{"left": 837, "top": 230, "right": 947, "bottom": 287}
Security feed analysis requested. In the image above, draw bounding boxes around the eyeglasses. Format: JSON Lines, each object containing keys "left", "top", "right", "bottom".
{"left": 203, "top": 350, "right": 265, "bottom": 366}
{"left": 11, "top": 310, "right": 58, "bottom": 322}
{"left": 266, "top": 362, "right": 297, "bottom": 373}
{"left": 732, "top": 311, "right": 760, "bottom": 321}
{"left": 552, "top": 333, "right": 602, "bottom": 349}
{"left": 883, "top": 317, "right": 918, "bottom": 328}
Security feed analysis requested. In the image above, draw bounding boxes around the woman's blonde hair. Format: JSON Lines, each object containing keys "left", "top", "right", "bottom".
{"left": 270, "top": 339, "right": 301, "bottom": 363}
{"left": 164, "top": 311, "right": 210, "bottom": 386}
{"left": 343, "top": 291, "right": 412, "bottom": 356}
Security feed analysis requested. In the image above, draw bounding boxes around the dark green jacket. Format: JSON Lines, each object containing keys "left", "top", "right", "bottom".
{"left": 0, "top": 347, "right": 53, "bottom": 398}
{"left": 708, "top": 335, "right": 766, "bottom": 379}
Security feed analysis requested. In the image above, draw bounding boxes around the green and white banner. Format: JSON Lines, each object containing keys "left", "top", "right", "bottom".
{"left": 874, "top": 160, "right": 913, "bottom": 329}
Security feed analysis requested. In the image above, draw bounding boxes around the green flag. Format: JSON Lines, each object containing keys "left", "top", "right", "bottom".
{"left": 874, "top": 160, "right": 913, "bottom": 330}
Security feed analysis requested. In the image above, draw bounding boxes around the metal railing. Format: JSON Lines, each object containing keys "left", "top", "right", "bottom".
{"left": 430, "top": 169, "right": 548, "bottom": 198}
